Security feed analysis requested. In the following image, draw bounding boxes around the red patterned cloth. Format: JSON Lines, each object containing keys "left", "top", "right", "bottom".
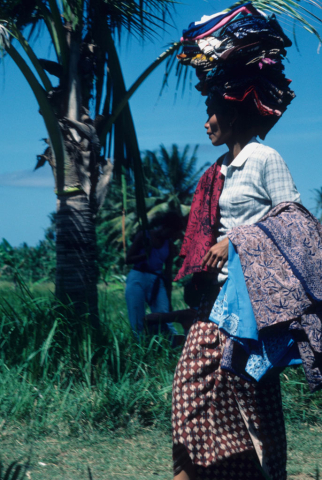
{"left": 172, "top": 320, "right": 287, "bottom": 480}
{"left": 174, "top": 156, "right": 225, "bottom": 281}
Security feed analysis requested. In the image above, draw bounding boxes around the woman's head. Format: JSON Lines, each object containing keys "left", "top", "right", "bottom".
{"left": 150, "top": 210, "right": 186, "bottom": 240}
{"left": 178, "top": 6, "right": 295, "bottom": 142}
{"left": 205, "top": 92, "right": 278, "bottom": 142}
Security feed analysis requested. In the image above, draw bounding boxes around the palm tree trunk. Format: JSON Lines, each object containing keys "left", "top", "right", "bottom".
{"left": 55, "top": 192, "right": 99, "bottom": 329}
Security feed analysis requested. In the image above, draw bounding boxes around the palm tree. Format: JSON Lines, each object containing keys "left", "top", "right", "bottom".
{"left": 143, "top": 144, "right": 209, "bottom": 210}
{"left": 0, "top": 0, "right": 179, "bottom": 327}
{"left": 97, "top": 144, "right": 208, "bottom": 261}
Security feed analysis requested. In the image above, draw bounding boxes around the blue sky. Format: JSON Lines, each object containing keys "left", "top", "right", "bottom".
{"left": 1, "top": 0, "right": 322, "bottom": 246}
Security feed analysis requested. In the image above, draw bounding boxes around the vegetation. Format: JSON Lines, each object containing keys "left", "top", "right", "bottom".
{"left": 97, "top": 144, "right": 204, "bottom": 273}
{"left": 0, "top": 0, "right": 180, "bottom": 326}
{"left": 0, "top": 222, "right": 56, "bottom": 284}
{"left": 1, "top": 1, "right": 322, "bottom": 477}
{"left": 1, "top": 0, "right": 322, "bottom": 327}
{"left": 0, "top": 144, "right": 206, "bottom": 283}
{"left": 0, "top": 280, "right": 320, "bottom": 478}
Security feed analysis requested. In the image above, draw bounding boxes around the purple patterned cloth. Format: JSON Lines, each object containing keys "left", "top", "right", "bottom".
{"left": 227, "top": 202, "right": 322, "bottom": 392}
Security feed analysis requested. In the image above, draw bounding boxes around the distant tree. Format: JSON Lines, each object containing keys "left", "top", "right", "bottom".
{"left": 143, "top": 144, "right": 209, "bottom": 212}
{"left": 0, "top": 236, "right": 55, "bottom": 284}
{"left": 96, "top": 144, "right": 208, "bottom": 276}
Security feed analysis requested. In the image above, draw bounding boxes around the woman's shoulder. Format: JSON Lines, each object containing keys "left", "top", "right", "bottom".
{"left": 202, "top": 153, "right": 226, "bottom": 175}
{"left": 249, "top": 142, "right": 285, "bottom": 166}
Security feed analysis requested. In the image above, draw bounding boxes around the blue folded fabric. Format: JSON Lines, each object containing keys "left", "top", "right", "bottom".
{"left": 209, "top": 240, "right": 302, "bottom": 380}
{"left": 209, "top": 240, "right": 258, "bottom": 340}
{"left": 245, "top": 334, "right": 301, "bottom": 381}
{"left": 182, "top": 3, "right": 253, "bottom": 39}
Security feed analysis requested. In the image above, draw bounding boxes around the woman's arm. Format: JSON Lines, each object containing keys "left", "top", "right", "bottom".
{"left": 125, "top": 231, "right": 148, "bottom": 265}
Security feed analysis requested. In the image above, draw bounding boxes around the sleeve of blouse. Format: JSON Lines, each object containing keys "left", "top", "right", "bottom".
{"left": 263, "top": 150, "right": 301, "bottom": 207}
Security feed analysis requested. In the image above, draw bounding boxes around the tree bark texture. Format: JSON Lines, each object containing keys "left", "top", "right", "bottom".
{"left": 55, "top": 192, "right": 99, "bottom": 328}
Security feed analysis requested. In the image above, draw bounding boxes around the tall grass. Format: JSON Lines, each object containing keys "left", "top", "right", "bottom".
{"left": 0, "top": 278, "right": 179, "bottom": 436}
{"left": 0, "top": 278, "right": 320, "bottom": 439}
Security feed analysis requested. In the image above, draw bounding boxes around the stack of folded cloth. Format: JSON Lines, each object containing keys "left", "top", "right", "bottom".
{"left": 178, "top": 2, "right": 295, "bottom": 121}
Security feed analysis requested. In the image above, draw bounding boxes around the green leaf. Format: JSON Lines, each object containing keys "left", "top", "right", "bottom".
{"left": 41, "top": 319, "right": 58, "bottom": 366}
{"left": 9, "top": 24, "right": 52, "bottom": 91}
{"left": 7, "top": 43, "right": 67, "bottom": 191}
{"left": 99, "top": 42, "right": 180, "bottom": 142}
{"left": 36, "top": 0, "right": 69, "bottom": 71}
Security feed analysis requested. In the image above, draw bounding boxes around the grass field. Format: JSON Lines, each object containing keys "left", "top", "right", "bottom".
{"left": 0, "top": 426, "right": 320, "bottom": 479}
{"left": 0, "top": 280, "right": 321, "bottom": 479}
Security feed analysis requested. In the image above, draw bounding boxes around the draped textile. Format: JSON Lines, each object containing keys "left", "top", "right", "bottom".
{"left": 172, "top": 320, "right": 287, "bottom": 480}
{"left": 174, "top": 156, "right": 225, "bottom": 281}
{"left": 226, "top": 202, "right": 322, "bottom": 392}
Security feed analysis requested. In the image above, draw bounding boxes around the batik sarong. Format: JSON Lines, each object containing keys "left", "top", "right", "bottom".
{"left": 172, "top": 319, "right": 287, "bottom": 480}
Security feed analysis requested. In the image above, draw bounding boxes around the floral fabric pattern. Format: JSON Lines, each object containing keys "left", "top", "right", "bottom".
{"left": 174, "top": 156, "right": 225, "bottom": 281}
{"left": 227, "top": 202, "right": 322, "bottom": 392}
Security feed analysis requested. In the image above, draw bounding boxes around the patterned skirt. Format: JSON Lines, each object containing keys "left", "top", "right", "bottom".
{"left": 172, "top": 320, "right": 287, "bottom": 480}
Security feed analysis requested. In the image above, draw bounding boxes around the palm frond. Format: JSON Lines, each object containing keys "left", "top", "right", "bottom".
{"left": 100, "top": 0, "right": 176, "bottom": 41}
{"left": 231, "top": 0, "right": 322, "bottom": 41}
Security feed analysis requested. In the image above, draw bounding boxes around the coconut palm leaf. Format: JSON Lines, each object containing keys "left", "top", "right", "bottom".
{"left": 232, "top": 0, "right": 322, "bottom": 41}
{"left": 5, "top": 41, "right": 67, "bottom": 191}
{"left": 9, "top": 25, "right": 52, "bottom": 90}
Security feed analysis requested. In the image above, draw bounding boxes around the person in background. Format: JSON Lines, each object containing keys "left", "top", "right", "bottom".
{"left": 125, "top": 211, "right": 184, "bottom": 338}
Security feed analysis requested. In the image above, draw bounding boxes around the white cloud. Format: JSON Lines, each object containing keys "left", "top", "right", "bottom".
{"left": 0, "top": 164, "right": 54, "bottom": 188}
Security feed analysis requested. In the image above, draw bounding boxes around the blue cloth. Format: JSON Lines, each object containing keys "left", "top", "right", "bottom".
{"left": 125, "top": 269, "right": 177, "bottom": 338}
{"left": 134, "top": 232, "right": 169, "bottom": 273}
{"left": 209, "top": 240, "right": 258, "bottom": 341}
{"left": 209, "top": 240, "right": 302, "bottom": 380}
{"left": 245, "top": 334, "right": 301, "bottom": 381}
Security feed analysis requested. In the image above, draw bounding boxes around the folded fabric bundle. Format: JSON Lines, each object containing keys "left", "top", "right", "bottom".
{"left": 210, "top": 202, "right": 322, "bottom": 393}
{"left": 178, "top": 2, "right": 295, "bottom": 120}
{"left": 209, "top": 240, "right": 302, "bottom": 383}
{"left": 181, "top": 3, "right": 262, "bottom": 41}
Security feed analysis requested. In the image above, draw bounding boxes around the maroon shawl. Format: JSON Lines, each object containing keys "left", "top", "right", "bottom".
{"left": 174, "top": 156, "right": 225, "bottom": 281}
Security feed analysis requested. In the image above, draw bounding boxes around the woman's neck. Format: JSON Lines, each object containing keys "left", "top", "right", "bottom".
{"left": 226, "top": 131, "right": 256, "bottom": 163}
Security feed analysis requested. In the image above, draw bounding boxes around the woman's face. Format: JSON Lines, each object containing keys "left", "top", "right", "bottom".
{"left": 204, "top": 106, "right": 233, "bottom": 147}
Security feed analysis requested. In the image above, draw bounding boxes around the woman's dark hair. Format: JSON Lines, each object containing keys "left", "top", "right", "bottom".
{"left": 206, "top": 92, "right": 278, "bottom": 140}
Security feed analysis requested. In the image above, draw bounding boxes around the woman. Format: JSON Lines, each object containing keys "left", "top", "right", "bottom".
{"left": 172, "top": 5, "right": 300, "bottom": 480}
{"left": 125, "top": 211, "right": 183, "bottom": 337}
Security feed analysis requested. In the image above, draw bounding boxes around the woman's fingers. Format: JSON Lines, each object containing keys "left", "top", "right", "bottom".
{"left": 210, "top": 255, "right": 221, "bottom": 269}
{"left": 201, "top": 250, "right": 211, "bottom": 268}
{"left": 203, "top": 253, "right": 221, "bottom": 269}
{"left": 201, "top": 238, "right": 229, "bottom": 270}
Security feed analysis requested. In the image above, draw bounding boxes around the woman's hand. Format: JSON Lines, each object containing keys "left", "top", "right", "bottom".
{"left": 201, "top": 237, "right": 229, "bottom": 271}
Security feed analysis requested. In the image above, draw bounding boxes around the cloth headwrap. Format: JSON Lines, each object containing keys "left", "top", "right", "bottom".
{"left": 174, "top": 156, "right": 225, "bottom": 281}
{"left": 177, "top": 2, "right": 295, "bottom": 135}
